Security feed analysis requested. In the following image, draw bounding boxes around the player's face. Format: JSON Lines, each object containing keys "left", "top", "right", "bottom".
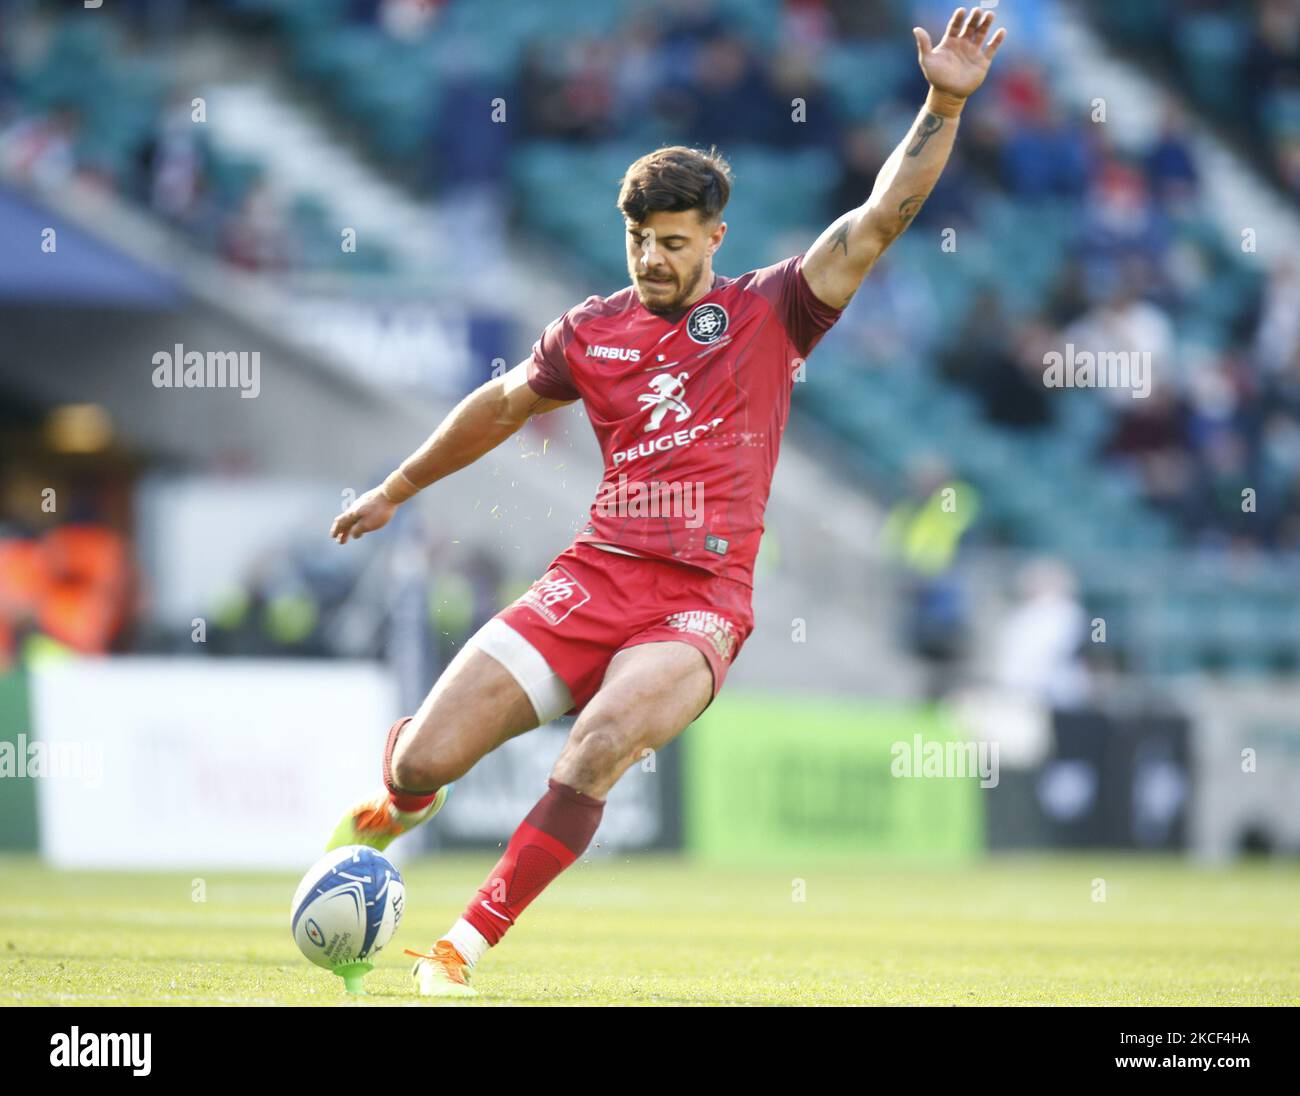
{"left": 626, "top": 209, "right": 726, "bottom": 314}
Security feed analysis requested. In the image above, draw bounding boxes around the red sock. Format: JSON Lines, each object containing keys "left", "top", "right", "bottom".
{"left": 382, "top": 716, "right": 438, "bottom": 812}
{"left": 462, "top": 778, "right": 605, "bottom": 946}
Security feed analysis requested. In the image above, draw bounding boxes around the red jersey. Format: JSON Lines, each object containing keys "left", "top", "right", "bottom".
{"left": 527, "top": 253, "right": 843, "bottom": 588}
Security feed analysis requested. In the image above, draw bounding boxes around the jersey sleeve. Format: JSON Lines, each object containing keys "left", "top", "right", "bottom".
{"left": 750, "top": 253, "right": 845, "bottom": 359}
{"left": 526, "top": 307, "right": 582, "bottom": 402}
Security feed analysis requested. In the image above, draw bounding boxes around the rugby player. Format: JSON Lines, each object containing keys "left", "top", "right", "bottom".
{"left": 326, "top": 7, "right": 1005, "bottom": 996}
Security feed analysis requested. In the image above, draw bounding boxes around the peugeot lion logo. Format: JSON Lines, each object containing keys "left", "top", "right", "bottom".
{"left": 638, "top": 372, "right": 692, "bottom": 432}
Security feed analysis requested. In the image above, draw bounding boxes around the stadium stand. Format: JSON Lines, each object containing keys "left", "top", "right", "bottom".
{"left": 2, "top": 0, "right": 1299, "bottom": 676}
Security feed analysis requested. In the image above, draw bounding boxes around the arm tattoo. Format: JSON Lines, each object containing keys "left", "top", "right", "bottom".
{"left": 906, "top": 113, "right": 944, "bottom": 157}
{"left": 830, "top": 220, "right": 851, "bottom": 256}
{"left": 897, "top": 195, "right": 926, "bottom": 231}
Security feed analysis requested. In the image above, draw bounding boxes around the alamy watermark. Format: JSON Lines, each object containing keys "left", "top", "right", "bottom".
{"left": 1043, "top": 343, "right": 1150, "bottom": 399}
{"left": 152, "top": 345, "right": 260, "bottom": 398}
{"left": 593, "top": 475, "right": 704, "bottom": 528}
{"left": 50, "top": 1028, "right": 150, "bottom": 1076}
{"left": 0, "top": 734, "right": 103, "bottom": 788}
{"left": 890, "top": 734, "right": 999, "bottom": 788}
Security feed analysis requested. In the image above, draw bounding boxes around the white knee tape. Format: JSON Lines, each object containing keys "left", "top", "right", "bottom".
{"left": 469, "top": 618, "right": 574, "bottom": 724}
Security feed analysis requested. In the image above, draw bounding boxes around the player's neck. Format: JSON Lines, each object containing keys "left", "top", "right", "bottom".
{"left": 685, "top": 271, "right": 718, "bottom": 309}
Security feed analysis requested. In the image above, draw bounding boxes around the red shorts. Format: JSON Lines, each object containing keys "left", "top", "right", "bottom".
{"left": 475, "top": 541, "right": 754, "bottom": 719}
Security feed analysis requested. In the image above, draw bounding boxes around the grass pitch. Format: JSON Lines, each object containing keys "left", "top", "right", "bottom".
{"left": 1, "top": 853, "right": 1296, "bottom": 1006}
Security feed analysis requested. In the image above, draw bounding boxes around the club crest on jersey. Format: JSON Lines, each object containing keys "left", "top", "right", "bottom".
{"left": 637, "top": 372, "right": 691, "bottom": 432}
{"left": 519, "top": 566, "right": 590, "bottom": 625}
{"left": 686, "top": 302, "right": 728, "bottom": 344}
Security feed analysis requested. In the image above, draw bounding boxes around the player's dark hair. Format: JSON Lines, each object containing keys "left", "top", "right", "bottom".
{"left": 617, "top": 145, "right": 732, "bottom": 226}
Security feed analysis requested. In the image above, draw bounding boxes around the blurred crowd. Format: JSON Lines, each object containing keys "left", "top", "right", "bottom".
{"left": 929, "top": 70, "right": 1300, "bottom": 551}
{"left": 0, "top": 479, "right": 525, "bottom": 677}
{"left": 0, "top": 26, "right": 297, "bottom": 273}
{"left": 1095, "top": 0, "right": 1300, "bottom": 199}
{"left": 0, "top": 462, "right": 135, "bottom": 670}
{"left": 1, "top": 0, "right": 1298, "bottom": 582}
{"left": 0, "top": 1, "right": 406, "bottom": 274}
{"left": 467, "top": 0, "right": 1300, "bottom": 551}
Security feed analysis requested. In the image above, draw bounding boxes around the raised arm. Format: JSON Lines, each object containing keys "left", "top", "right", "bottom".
{"left": 802, "top": 7, "right": 1006, "bottom": 310}
{"left": 330, "top": 363, "right": 573, "bottom": 544}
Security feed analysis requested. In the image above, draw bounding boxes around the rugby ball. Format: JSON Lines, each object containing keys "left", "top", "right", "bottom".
{"left": 290, "top": 845, "right": 405, "bottom": 969}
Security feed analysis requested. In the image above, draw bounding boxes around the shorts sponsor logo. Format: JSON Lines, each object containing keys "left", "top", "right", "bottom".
{"left": 521, "top": 566, "right": 591, "bottom": 625}
{"left": 664, "top": 610, "right": 738, "bottom": 662}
